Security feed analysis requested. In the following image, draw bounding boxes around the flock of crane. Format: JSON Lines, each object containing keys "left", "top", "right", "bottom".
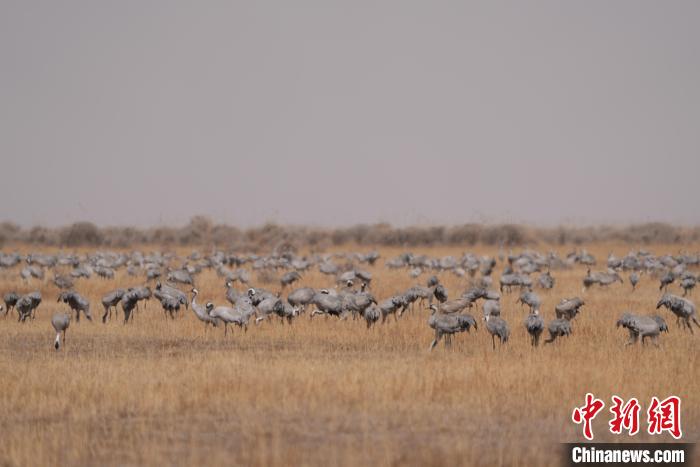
{"left": 0, "top": 247, "right": 698, "bottom": 351}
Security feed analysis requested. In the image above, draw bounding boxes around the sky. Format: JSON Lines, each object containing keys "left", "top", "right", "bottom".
{"left": 1, "top": 1, "right": 698, "bottom": 228}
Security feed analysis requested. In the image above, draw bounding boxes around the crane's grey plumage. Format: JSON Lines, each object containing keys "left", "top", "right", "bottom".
{"left": 310, "top": 290, "right": 344, "bottom": 319}
{"left": 482, "top": 299, "right": 501, "bottom": 317}
{"left": 53, "top": 274, "right": 75, "bottom": 290}
{"left": 58, "top": 291, "right": 92, "bottom": 322}
{"left": 555, "top": 297, "right": 585, "bottom": 320}
{"left": 680, "top": 273, "right": 696, "bottom": 297}
{"left": 656, "top": 294, "right": 699, "bottom": 333}
{"left": 378, "top": 295, "right": 408, "bottom": 323}
{"left": 484, "top": 314, "right": 510, "bottom": 350}
{"left": 280, "top": 271, "right": 301, "bottom": 289}
{"left": 427, "top": 304, "right": 477, "bottom": 350}
{"left": 629, "top": 272, "right": 640, "bottom": 291}
{"left": 361, "top": 303, "right": 381, "bottom": 329}
{"left": 254, "top": 296, "right": 286, "bottom": 324}
{"left": 517, "top": 290, "right": 541, "bottom": 312}
{"left": 208, "top": 297, "right": 256, "bottom": 335}
{"left": 524, "top": 310, "right": 544, "bottom": 347}
{"left": 3, "top": 291, "right": 19, "bottom": 317}
{"left": 51, "top": 312, "right": 71, "bottom": 350}
{"left": 658, "top": 271, "right": 675, "bottom": 292}
{"left": 544, "top": 318, "right": 572, "bottom": 344}
{"left": 616, "top": 312, "right": 668, "bottom": 347}
{"left": 538, "top": 271, "right": 555, "bottom": 289}
{"left": 167, "top": 269, "right": 195, "bottom": 286}
{"left": 287, "top": 287, "right": 315, "bottom": 313}
{"left": 582, "top": 268, "right": 623, "bottom": 291}
{"left": 121, "top": 289, "right": 141, "bottom": 323}
{"left": 433, "top": 284, "right": 448, "bottom": 303}
{"left": 16, "top": 292, "right": 42, "bottom": 322}
{"left": 190, "top": 288, "right": 220, "bottom": 327}
{"left": 101, "top": 288, "right": 125, "bottom": 323}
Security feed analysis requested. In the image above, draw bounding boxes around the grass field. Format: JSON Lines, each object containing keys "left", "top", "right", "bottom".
{"left": 0, "top": 242, "right": 698, "bottom": 466}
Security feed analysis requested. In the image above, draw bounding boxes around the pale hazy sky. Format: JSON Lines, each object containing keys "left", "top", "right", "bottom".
{"left": 1, "top": 1, "right": 698, "bottom": 228}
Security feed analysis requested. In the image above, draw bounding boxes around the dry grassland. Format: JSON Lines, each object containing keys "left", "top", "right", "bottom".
{"left": 0, "top": 243, "right": 698, "bottom": 466}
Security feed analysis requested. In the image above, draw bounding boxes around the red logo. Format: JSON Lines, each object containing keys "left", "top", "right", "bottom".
{"left": 572, "top": 393, "right": 605, "bottom": 440}
{"left": 572, "top": 394, "right": 682, "bottom": 440}
{"left": 648, "top": 396, "right": 682, "bottom": 439}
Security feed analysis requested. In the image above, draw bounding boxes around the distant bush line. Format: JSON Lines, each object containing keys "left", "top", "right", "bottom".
{"left": 0, "top": 217, "right": 698, "bottom": 250}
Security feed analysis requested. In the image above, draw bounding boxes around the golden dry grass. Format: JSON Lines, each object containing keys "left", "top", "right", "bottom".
{"left": 0, "top": 242, "right": 698, "bottom": 466}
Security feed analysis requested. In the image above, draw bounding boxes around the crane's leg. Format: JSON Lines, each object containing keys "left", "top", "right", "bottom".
{"left": 491, "top": 334, "right": 496, "bottom": 350}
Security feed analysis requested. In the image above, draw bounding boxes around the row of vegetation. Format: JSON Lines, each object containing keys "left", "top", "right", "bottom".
{"left": 0, "top": 217, "right": 698, "bottom": 250}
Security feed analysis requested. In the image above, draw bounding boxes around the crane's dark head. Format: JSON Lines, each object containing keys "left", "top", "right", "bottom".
{"left": 346, "top": 280, "right": 354, "bottom": 288}
{"left": 656, "top": 295, "right": 670, "bottom": 309}
{"left": 191, "top": 288, "right": 198, "bottom": 294}
{"left": 428, "top": 304, "right": 438, "bottom": 314}
{"left": 206, "top": 302, "right": 214, "bottom": 311}
{"left": 247, "top": 288, "right": 256, "bottom": 296}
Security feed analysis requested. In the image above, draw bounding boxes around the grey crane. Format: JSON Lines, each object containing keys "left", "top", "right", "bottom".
{"left": 190, "top": 288, "right": 220, "bottom": 327}
{"left": 482, "top": 299, "right": 501, "bottom": 317}
{"left": 616, "top": 312, "right": 668, "bottom": 347}
{"left": 378, "top": 295, "right": 408, "bottom": 323}
{"left": 310, "top": 290, "right": 344, "bottom": 319}
{"left": 254, "top": 297, "right": 286, "bottom": 324}
{"left": 361, "top": 303, "right": 381, "bottom": 329}
{"left": 629, "top": 272, "right": 640, "bottom": 291}
{"left": 208, "top": 298, "right": 256, "bottom": 335}
{"left": 51, "top": 312, "right": 71, "bottom": 350}
{"left": 437, "top": 297, "right": 471, "bottom": 315}
{"left": 16, "top": 292, "right": 42, "bottom": 322}
{"left": 656, "top": 294, "right": 699, "bottom": 333}
{"left": 280, "top": 271, "right": 301, "bottom": 290}
{"left": 484, "top": 314, "right": 510, "bottom": 350}
{"left": 167, "top": 269, "right": 195, "bottom": 286}
{"left": 3, "top": 291, "right": 19, "bottom": 317}
{"left": 433, "top": 284, "right": 448, "bottom": 303}
{"left": 680, "top": 273, "right": 696, "bottom": 297}
{"left": 154, "top": 282, "right": 188, "bottom": 309}
{"left": 427, "top": 304, "right": 477, "bottom": 350}
{"left": 58, "top": 291, "right": 93, "bottom": 322}
{"left": 20, "top": 265, "right": 44, "bottom": 280}
{"left": 524, "top": 310, "right": 544, "bottom": 347}
{"left": 342, "top": 290, "right": 377, "bottom": 320}
{"left": 275, "top": 301, "right": 299, "bottom": 324}
{"left": 101, "top": 288, "right": 125, "bottom": 323}
{"left": 287, "top": 287, "right": 316, "bottom": 313}
{"left": 225, "top": 281, "right": 246, "bottom": 305}
{"left": 517, "top": 290, "right": 541, "bottom": 312}
{"left": 538, "top": 271, "right": 555, "bottom": 289}
{"left": 659, "top": 271, "right": 675, "bottom": 292}
{"left": 132, "top": 286, "right": 152, "bottom": 308}
{"left": 53, "top": 274, "right": 75, "bottom": 290}
{"left": 462, "top": 287, "right": 500, "bottom": 308}
{"left": 544, "top": 318, "right": 572, "bottom": 344}
{"left": 403, "top": 286, "right": 434, "bottom": 311}
{"left": 555, "top": 297, "right": 585, "bottom": 320}
{"left": 499, "top": 273, "right": 532, "bottom": 293}
{"left": 121, "top": 289, "right": 141, "bottom": 323}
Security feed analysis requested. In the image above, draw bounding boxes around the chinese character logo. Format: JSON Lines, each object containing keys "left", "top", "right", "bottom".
{"left": 572, "top": 393, "right": 605, "bottom": 440}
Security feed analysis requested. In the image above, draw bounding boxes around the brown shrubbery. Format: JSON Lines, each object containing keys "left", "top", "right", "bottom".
{"left": 0, "top": 218, "right": 698, "bottom": 249}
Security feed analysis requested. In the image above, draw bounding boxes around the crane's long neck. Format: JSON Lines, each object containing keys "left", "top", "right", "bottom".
{"left": 54, "top": 332, "right": 61, "bottom": 350}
